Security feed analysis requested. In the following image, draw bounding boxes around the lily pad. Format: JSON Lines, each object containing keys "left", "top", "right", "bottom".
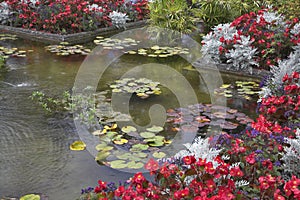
{"left": 70, "top": 141, "right": 86, "bottom": 151}
{"left": 95, "top": 144, "right": 114, "bottom": 151}
{"left": 95, "top": 151, "right": 110, "bottom": 161}
{"left": 146, "top": 125, "right": 164, "bottom": 133}
{"left": 131, "top": 143, "right": 149, "bottom": 151}
{"left": 153, "top": 152, "right": 166, "bottom": 159}
{"left": 110, "top": 160, "right": 128, "bottom": 169}
{"left": 113, "top": 138, "right": 128, "bottom": 145}
{"left": 116, "top": 152, "right": 132, "bottom": 160}
{"left": 20, "top": 194, "right": 40, "bottom": 200}
{"left": 127, "top": 161, "right": 144, "bottom": 169}
{"left": 121, "top": 126, "right": 137, "bottom": 133}
{"left": 140, "top": 131, "right": 156, "bottom": 138}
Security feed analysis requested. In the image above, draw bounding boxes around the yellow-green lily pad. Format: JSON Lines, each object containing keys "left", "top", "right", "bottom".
{"left": 121, "top": 126, "right": 137, "bottom": 133}
{"left": 95, "top": 151, "right": 110, "bottom": 161}
{"left": 140, "top": 131, "right": 156, "bottom": 138}
{"left": 70, "top": 141, "right": 86, "bottom": 151}
{"left": 20, "top": 194, "right": 40, "bottom": 200}
{"left": 110, "top": 160, "right": 128, "bottom": 169}
{"left": 146, "top": 125, "right": 164, "bottom": 133}
{"left": 153, "top": 152, "right": 166, "bottom": 159}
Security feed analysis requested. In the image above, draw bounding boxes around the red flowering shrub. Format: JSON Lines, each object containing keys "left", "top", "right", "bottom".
{"left": 3, "top": 0, "right": 149, "bottom": 34}
{"left": 255, "top": 72, "right": 300, "bottom": 137}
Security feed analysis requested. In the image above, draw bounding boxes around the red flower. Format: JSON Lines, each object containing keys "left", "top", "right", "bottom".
{"left": 114, "top": 185, "right": 125, "bottom": 197}
{"left": 205, "top": 162, "right": 216, "bottom": 174}
{"left": 183, "top": 155, "right": 196, "bottom": 165}
{"left": 245, "top": 152, "right": 256, "bottom": 164}
{"left": 132, "top": 172, "right": 146, "bottom": 184}
{"left": 229, "top": 166, "right": 244, "bottom": 177}
{"left": 144, "top": 158, "right": 159, "bottom": 174}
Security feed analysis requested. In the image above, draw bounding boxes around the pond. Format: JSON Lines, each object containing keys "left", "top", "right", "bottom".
{"left": 0, "top": 36, "right": 260, "bottom": 199}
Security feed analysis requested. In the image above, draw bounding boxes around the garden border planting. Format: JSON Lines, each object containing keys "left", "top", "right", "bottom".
{"left": 0, "top": 20, "right": 147, "bottom": 44}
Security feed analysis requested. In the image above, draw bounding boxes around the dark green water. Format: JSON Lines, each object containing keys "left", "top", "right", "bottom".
{"left": 0, "top": 37, "right": 259, "bottom": 199}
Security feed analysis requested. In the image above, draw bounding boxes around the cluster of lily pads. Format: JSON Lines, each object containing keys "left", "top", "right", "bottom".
{"left": 93, "top": 36, "right": 190, "bottom": 58}
{"left": 92, "top": 124, "right": 169, "bottom": 169}
{"left": 125, "top": 45, "right": 189, "bottom": 58}
{"left": 0, "top": 46, "right": 31, "bottom": 58}
{"left": 214, "top": 81, "right": 260, "bottom": 100}
{"left": 0, "top": 34, "right": 18, "bottom": 41}
{"left": 166, "top": 103, "right": 254, "bottom": 135}
{"left": 45, "top": 42, "right": 91, "bottom": 56}
{"left": 93, "top": 36, "right": 140, "bottom": 50}
{"left": 109, "top": 77, "right": 162, "bottom": 99}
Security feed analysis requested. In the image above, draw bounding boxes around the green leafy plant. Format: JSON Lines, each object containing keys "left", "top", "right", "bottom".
{"left": 148, "top": 0, "right": 199, "bottom": 34}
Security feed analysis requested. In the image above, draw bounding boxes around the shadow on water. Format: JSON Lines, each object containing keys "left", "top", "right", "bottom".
{"left": 0, "top": 37, "right": 259, "bottom": 199}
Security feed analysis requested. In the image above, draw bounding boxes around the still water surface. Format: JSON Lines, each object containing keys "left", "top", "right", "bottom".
{"left": 0, "top": 38, "right": 258, "bottom": 199}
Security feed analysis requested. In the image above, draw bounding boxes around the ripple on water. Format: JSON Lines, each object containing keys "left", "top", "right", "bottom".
{"left": 0, "top": 88, "right": 73, "bottom": 196}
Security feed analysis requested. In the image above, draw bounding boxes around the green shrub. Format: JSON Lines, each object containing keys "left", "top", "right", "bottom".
{"left": 148, "top": 0, "right": 199, "bottom": 34}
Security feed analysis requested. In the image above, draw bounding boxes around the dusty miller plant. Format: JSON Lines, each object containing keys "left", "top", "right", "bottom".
{"left": 281, "top": 129, "right": 300, "bottom": 177}
{"left": 0, "top": 2, "right": 15, "bottom": 25}
{"left": 174, "top": 137, "right": 222, "bottom": 167}
{"left": 259, "top": 44, "right": 300, "bottom": 99}
{"left": 109, "top": 11, "right": 129, "bottom": 29}
{"left": 226, "top": 35, "right": 258, "bottom": 74}
{"left": 201, "top": 23, "right": 237, "bottom": 63}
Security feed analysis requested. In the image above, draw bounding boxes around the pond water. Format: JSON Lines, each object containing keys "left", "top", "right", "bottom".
{"left": 0, "top": 37, "right": 259, "bottom": 199}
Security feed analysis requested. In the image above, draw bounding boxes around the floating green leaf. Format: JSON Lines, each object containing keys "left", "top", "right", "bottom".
{"left": 121, "top": 126, "right": 137, "bottom": 133}
{"left": 95, "top": 151, "right": 110, "bottom": 161}
{"left": 140, "top": 131, "right": 156, "bottom": 138}
{"left": 116, "top": 152, "right": 132, "bottom": 160}
{"left": 127, "top": 161, "right": 144, "bottom": 169}
{"left": 110, "top": 160, "right": 128, "bottom": 169}
{"left": 70, "top": 141, "right": 86, "bottom": 151}
{"left": 146, "top": 125, "right": 164, "bottom": 133}
{"left": 131, "top": 143, "right": 149, "bottom": 151}
{"left": 20, "top": 194, "right": 40, "bottom": 200}
{"left": 153, "top": 152, "right": 166, "bottom": 159}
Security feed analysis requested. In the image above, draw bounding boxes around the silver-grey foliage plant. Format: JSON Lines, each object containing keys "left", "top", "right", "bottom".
{"left": 281, "top": 129, "right": 300, "bottom": 177}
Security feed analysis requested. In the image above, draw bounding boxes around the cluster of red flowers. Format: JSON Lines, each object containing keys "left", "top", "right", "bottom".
{"left": 4, "top": 0, "right": 149, "bottom": 34}
{"left": 255, "top": 72, "right": 299, "bottom": 137}
{"left": 219, "top": 9, "right": 300, "bottom": 70}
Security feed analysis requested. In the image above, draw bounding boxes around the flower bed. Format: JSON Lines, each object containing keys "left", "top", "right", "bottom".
{"left": 201, "top": 8, "right": 300, "bottom": 73}
{"left": 0, "top": 0, "right": 149, "bottom": 34}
